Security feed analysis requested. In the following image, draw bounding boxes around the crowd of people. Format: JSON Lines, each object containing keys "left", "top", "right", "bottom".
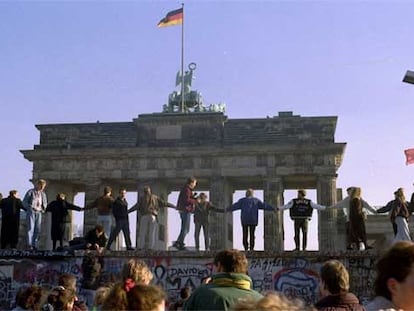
{"left": 0, "top": 178, "right": 413, "bottom": 252}
{"left": 6, "top": 242, "right": 414, "bottom": 310}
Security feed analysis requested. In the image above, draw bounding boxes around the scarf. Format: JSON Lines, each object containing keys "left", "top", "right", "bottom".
{"left": 211, "top": 274, "right": 252, "bottom": 290}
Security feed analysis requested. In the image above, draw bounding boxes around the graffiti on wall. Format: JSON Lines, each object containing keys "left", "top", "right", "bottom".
{"left": 248, "top": 256, "right": 321, "bottom": 304}
{"left": 0, "top": 253, "right": 377, "bottom": 309}
{"left": 346, "top": 257, "right": 376, "bottom": 305}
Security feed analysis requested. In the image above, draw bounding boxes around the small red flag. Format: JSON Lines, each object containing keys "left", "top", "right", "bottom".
{"left": 404, "top": 148, "right": 414, "bottom": 165}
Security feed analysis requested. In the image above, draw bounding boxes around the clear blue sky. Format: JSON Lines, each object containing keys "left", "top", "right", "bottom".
{"left": 1, "top": 0, "right": 414, "bottom": 250}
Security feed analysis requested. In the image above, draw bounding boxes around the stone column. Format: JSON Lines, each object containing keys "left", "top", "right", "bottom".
{"left": 83, "top": 181, "right": 103, "bottom": 236}
{"left": 210, "top": 177, "right": 233, "bottom": 250}
{"left": 317, "top": 175, "right": 338, "bottom": 251}
{"left": 264, "top": 178, "right": 284, "bottom": 252}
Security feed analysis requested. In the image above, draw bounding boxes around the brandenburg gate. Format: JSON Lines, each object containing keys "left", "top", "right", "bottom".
{"left": 21, "top": 110, "right": 346, "bottom": 252}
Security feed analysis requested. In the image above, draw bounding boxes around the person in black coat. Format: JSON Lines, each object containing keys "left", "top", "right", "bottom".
{"left": 46, "top": 193, "right": 83, "bottom": 250}
{"left": 0, "top": 190, "right": 26, "bottom": 249}
{"left": 106, "top": 188, "right": 134, "bottom": 250}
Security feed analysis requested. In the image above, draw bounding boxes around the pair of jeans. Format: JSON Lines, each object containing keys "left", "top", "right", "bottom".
{"left": 97, "top": 215, "right": 113, "bottom": 238}
{"left": 138, "top": 214, "right": 157, "bottom": 249}
{"left": 27, "top": 209, "right": 42, "bottom": 249}
{"left": 176, "top": 211, "right": 191, "bottom": 245}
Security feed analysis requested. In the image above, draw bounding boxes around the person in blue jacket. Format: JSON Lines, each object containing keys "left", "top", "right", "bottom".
{"left": 227, "top": 188, "right": 275, "bottom": 251}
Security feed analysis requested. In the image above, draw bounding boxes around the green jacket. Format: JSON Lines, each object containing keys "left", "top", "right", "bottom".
{"left": 183, "top": 272, "right": 262, "bottom": 311}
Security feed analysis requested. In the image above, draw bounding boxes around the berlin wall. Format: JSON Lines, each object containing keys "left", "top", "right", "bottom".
{"left": 0, "top": 250, "right": 376, "bottom": 309}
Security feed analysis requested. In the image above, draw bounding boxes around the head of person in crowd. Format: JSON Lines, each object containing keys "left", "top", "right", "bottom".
{"left": 179, "top": 286, "right": 192, "bottom": 301}
{"left": 213, "top": 249, "right": 248, "bottom": 274}
{"left": 232, "top": 291, "right": 312, "bottom": 311}
{"left": 319, "top": 259, "right": 349, "bottom": 297}
{"left": 58, "top": 273, "right": 77, "bottom": 292}
{"left": 126, "top": 284, "right": 166, "bottom": 311}
{"left": 42, "top": 286, "right": 76, "bottom": 311}
{"left": 102, "top": 259, "right": 154, "bottom": 310}
{"left": 58, "top": 273, "right": 88, "bottom": 311}
{"left": 93, "top": 286, "right": 112, "bottom": 309}
{"left": 102, "top": 282, "right": 129, "bottom": 311}
{"left": 374, "top": 241, "right": 414, "bottom": 310}
{"left": 36, "top": 179, "right": 47, "bottom": 191}
{"left": 121, "top": 258, "right": 153, "bottom": 284}
{"left": 15, "top": 285, "right": 48, "bottom": 310}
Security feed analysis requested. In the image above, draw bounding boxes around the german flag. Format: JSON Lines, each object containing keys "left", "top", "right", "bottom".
{"left": 157, "top": 8, "right": 183, "bottom": 28}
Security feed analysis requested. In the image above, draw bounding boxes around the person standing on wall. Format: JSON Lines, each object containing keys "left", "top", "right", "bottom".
{"left": 331, "top": 186, "right": 377, "bottom": 249}
{"left": 173, "top": 177, "right": 198, "bottom": 250}
{"left": 278, "top": 189, "right": 326, "bottom": 251}
{"left": 85, "top": 186, "right": 114, "bottom": 238}
{"left": 23, "top": 179, "right": 47, "bottom": 250}
{"left": 193, "top": 192, "right": 220, "bottom": 251}
{"left": 347, "top": 187, "right": 369, "bottom": 251}
{"left": 389, "top": 188, "right": 411, "bottom": 243}
{"left": 129, "top": 185, "right": 175, "bottom": 250}
{"left": 106, "top": 188, "right": 134, "bottom": 251}
{"left": 0, "top": 190, "right": 26, "bottom": 249}
{"left": 226, "top": 188, "right": 275, "bottom": 251}
{"left": 46, "top": 192, "right": 83, "bottom": 251}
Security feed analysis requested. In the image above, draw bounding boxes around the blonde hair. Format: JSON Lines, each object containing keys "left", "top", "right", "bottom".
{"left": 94, "top": 286, "right": 112, "bottom": 306}
{"left": 350, "top": 187, "right": 361, "bottom": 199}
{"left": 121, "top": 259, "right": 153, "bottom": 284}
{"left": 232, "top": 292, "right": 312, "bottom": 311}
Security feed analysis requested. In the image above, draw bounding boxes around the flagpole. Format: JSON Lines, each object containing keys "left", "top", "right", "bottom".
{"left": 180, "top": 2, "right": 185, "bottom": 113}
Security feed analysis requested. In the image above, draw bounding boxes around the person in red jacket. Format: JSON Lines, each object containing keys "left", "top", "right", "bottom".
{"left": 173, "top": 177, "right": 198, "bottom": 250}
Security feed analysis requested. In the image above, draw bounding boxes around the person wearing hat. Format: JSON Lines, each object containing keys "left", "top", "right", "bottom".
{"left": 278, "top": 189, "right": 326, "bottom": 251}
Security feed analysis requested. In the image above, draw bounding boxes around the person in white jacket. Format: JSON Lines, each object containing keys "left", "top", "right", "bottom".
{"left": 330, "top": 186, "right": 377, "bottom": 250}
